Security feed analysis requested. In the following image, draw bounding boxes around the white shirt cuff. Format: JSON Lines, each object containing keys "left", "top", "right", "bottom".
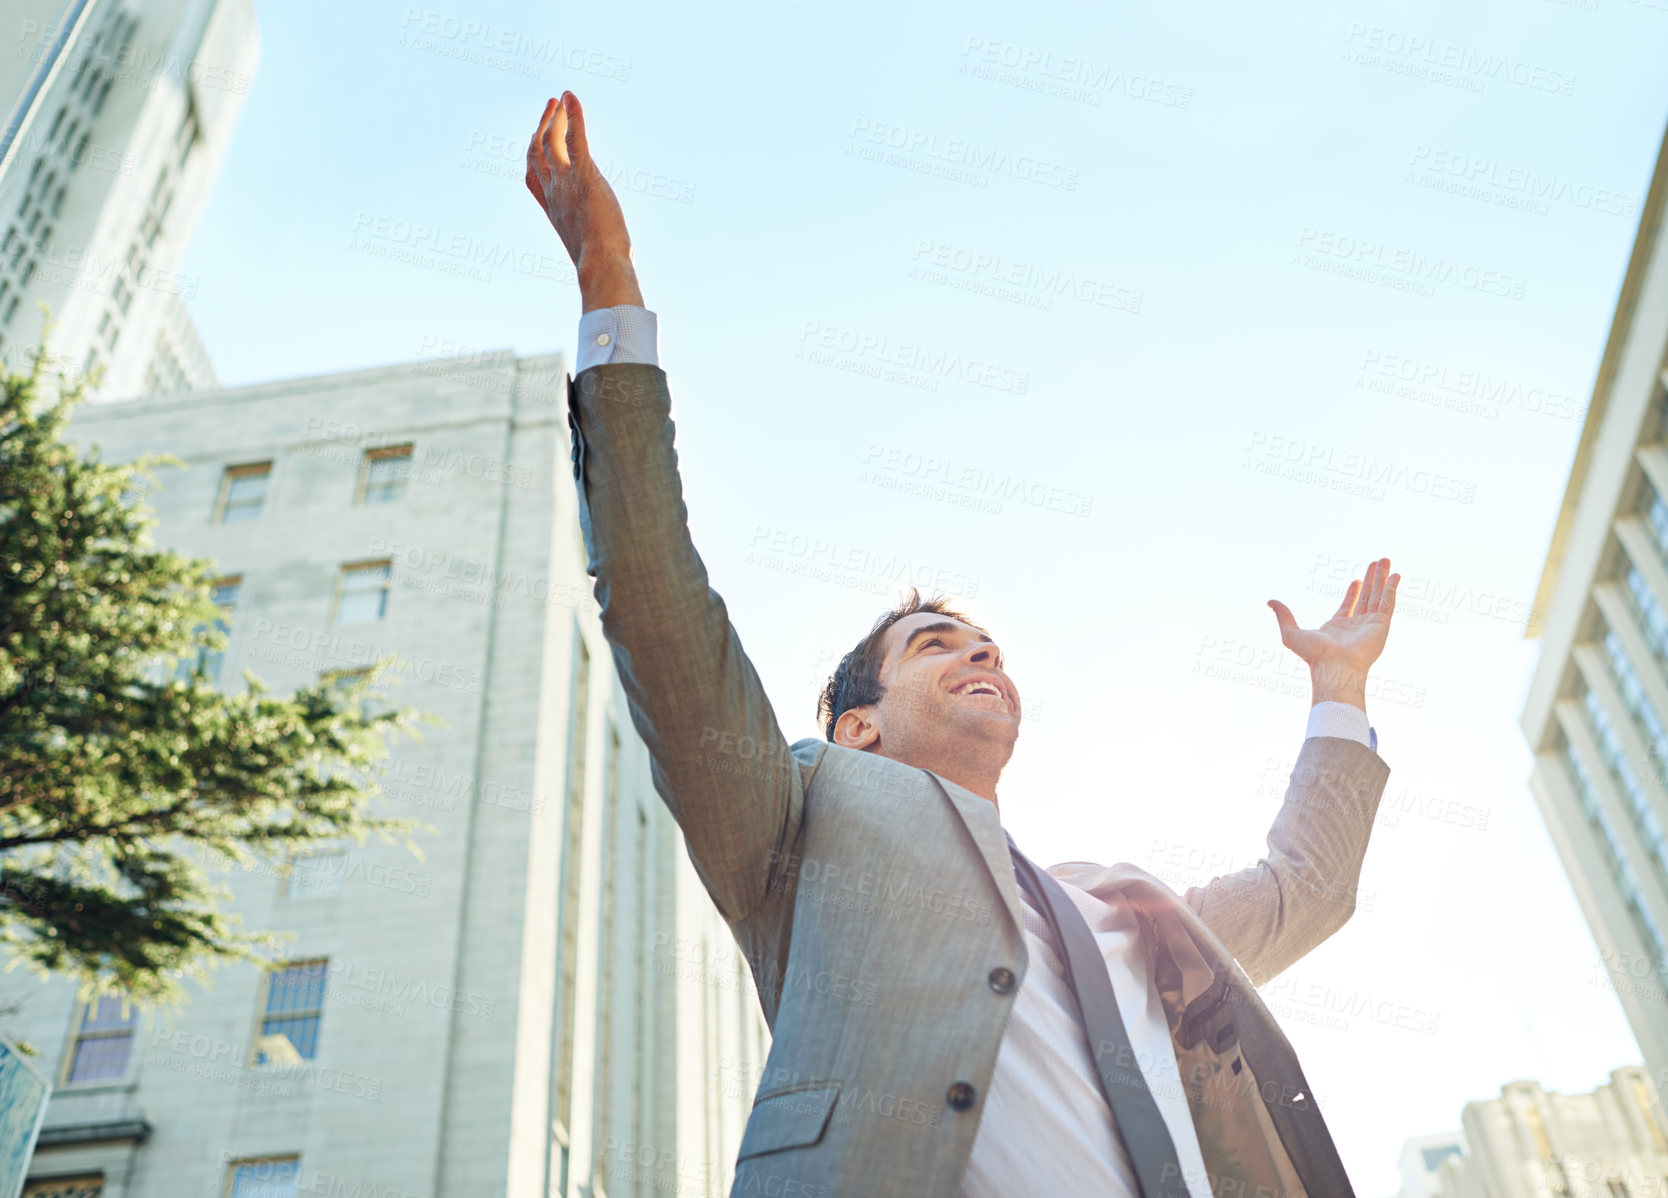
{"left": 576, "top": 305, "right": 659, "bottom": 371}
{"left": 1306, "top": 700, "right": 1377, "bottom": 752}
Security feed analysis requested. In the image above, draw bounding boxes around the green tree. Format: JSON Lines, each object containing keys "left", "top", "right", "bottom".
{"left": 0, "top": 349, "right": 424, "bottom": 1008}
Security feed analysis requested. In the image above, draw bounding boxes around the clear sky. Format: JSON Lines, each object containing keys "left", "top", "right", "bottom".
{"left": 180, "top": 0, "right": 1668, "bottom": 1192}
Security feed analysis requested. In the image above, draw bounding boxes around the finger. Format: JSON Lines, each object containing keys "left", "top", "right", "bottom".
{"left": 1332, "top": 579, "right": 1361, "bottom": 620}
{"left": 1268, "top": 599, "right": 1299, "bottom": 640}
{"left": 1365, "top": 556, "right": 1388, "bottom": 610}
{"left": 564, "top": 91, "right": 591, "bottom": 162}
{"left": 1355, "top": 559, "right": 1379, "bottom": 613}
{"left": 530, "top": 97, "right": 555, "bottom": 158}
{"left": 1382, "top": 572, "right": 1400, "bottom": 619}
{"left": 546, "top": 91, "right": 572, "bottom": 169}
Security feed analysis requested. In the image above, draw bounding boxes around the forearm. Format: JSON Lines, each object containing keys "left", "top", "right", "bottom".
{"left": 579, "top": 250, "right": 643, "bottom": 313}
{"left": 1184, "top": 734, "right": 1389, "bottom": 985}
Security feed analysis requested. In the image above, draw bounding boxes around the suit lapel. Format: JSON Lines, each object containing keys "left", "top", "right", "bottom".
{"left": 922, "top": 769, "right": 1026, "bottom": 935}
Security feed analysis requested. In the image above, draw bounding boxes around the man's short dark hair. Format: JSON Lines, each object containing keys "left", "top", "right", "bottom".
{"left": 817, "top": 589, "right": 992, "bottom": 741}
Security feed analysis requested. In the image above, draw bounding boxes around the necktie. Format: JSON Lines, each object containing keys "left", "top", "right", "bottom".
{"left": 1006, "top": 834, "right": 1192, "bottom": 1198}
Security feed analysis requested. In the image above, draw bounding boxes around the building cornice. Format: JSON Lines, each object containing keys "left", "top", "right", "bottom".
{"left": 1529, "top": 116, "right": 1668, "bottom": 638}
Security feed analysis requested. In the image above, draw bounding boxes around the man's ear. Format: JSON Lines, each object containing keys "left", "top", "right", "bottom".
{"left": 833, "top": 707, "right": 879, "bottom": 750}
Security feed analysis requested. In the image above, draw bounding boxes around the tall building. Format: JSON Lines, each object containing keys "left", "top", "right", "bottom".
{"left": 1522, "top": 117, "right": 1668, "bottom": 1091}
{"left": 0, "top": 350, "right": 769, "bottom": 1197}
{"left": 1392, "top": 1070, "right": 1668, "bottom": 1198}
{"left": 0, "top": 0, "right": 257, "bottom": 396}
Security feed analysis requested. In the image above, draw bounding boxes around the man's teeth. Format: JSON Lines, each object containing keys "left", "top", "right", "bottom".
{"left": 954, "top": 683, "right": 1001, "bottom": 698}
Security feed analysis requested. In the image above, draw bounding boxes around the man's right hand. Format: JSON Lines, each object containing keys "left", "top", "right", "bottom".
{"left": 525, "top": 92, "right": 644, "bottom": 313}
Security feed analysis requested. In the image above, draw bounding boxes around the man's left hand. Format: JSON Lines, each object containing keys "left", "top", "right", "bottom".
{"left": 1268, "top": 556, "right": 1399, "bottom": 709}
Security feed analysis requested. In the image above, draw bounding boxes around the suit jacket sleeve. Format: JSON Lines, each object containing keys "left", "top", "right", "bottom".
{"left": 566, "top": 363, "right": 804, "bottom": 922}
{"left": 1183, "top": 735, "right": 1390, "bottom": 986}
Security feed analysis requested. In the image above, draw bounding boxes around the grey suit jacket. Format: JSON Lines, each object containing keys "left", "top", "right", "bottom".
{"left": 565, "top": 363, "right": 1392, "bottom": 1198}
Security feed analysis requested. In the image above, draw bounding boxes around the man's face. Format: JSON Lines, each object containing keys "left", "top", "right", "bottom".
{"left": 851, "top": 612, "right": 1021, "bottom": 763}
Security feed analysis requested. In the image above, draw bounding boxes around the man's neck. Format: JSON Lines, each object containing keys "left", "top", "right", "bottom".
{"left": 880, "top": 746, "right": 1003, "bottom": 808}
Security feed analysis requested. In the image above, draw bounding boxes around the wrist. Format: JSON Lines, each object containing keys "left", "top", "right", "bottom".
{"left": 1309, "top": 658, "right": 1368, "bottom": 711}
{"left": 578, "top": 247, "right": 643, "bottom": 313}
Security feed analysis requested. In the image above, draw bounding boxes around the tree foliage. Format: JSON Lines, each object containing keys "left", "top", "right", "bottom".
{"left": 0, "top": 350, "right": 423, "bottom": 1007}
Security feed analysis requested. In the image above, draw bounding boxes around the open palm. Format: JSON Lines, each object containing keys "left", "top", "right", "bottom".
{"left": 1268, "top": 557, "right": 1399, "bottom": 673}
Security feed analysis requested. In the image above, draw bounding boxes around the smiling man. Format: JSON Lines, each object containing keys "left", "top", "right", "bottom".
{"left": 527, "top": 91, "right": 1400, "bottom": 1198}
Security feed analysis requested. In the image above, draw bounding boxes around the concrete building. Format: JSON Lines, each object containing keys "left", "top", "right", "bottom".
{"left": 0, "top": 0, "right": 256, "bottom": 396}
{"left": 1522, "top": 117, "right": 1668, "bottom": 1093}
{"left": 0, "top": 349, "right": 770, "bottom": 1197}
{"left": 1393, "top": 1132, "right": 1467, "bottom": 1198}
{"left": 1393, "top": 1069, "right": 1668, "bottom": 1198}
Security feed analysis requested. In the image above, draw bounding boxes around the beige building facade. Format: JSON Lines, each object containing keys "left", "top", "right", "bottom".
{"left": 1522, "top": 118, "right": 1668, "bottom": 1098}
{"left": 1, "top": 350, "right": 769, "bottom": 1197}
{"left": 1395, "top": 1070, "right": 1668, "bottom": 1198}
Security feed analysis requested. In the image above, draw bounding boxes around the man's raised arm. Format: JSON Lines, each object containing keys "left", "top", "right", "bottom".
{"left": 525, "top": 93, "right": 804, "bottom": 923}
{"left": 1185, "top": 558, "right": 1400, "bottom": 986}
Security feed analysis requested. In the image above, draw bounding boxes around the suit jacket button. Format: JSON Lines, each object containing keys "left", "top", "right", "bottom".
{"left": 947, "top": 1082, "right": 976, "bottom": 1111}
{"left": 988, "top": 967, "right": 1015, "bottom": 995}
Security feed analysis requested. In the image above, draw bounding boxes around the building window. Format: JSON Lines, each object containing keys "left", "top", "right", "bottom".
{"left": 1646, "top": 486, "right": 1668, "bottom": 564}
{"left": 253, "top": 961, "right": 328, "bottom": 1066}
{"left": 1628, "top": 566, "right": 1668, "bottom": 664}
{"left": 215, "top": 462, "right": 272, "bottom": 523}
{"left": 62, "top": 995, "right": 136, "bottom": 1085}
{"left": 226, "top": 1157, "right": 300, "bottom": 1198}
{"left": 176, "top": 577, "right": 239, "bottom": 684}
{"left": 334, "top": 561, "right": 391, "bottom": 624}
{"left": 1566, "top": 738, "right": 1668, "bottom": 975}
{"left": 1601, "top": 628, "right": 1668, "bottom": 790}
{"left": 23, "top": 1180, "right": 104, "bottom": 1197}
{"left": 553, "top": 636, "right": 592, "bottom": 1151}
{"left": 1583, "top": 686, "right": 1668, "bottom": 871}
{"left": 357, "top": 445, "right": 413, "bottom": 505}
{"left": 593, "top": 723, "right": 622, "bottom": 1195}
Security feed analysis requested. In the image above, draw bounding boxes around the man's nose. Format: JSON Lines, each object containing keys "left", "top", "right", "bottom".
{"left": 966, "top": 640, "right": 1004, "bottom": 670}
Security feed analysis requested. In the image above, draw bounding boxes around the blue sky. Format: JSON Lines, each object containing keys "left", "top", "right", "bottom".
{"left": 182, "top": 0, "right": 1668, "bottom": 1191}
